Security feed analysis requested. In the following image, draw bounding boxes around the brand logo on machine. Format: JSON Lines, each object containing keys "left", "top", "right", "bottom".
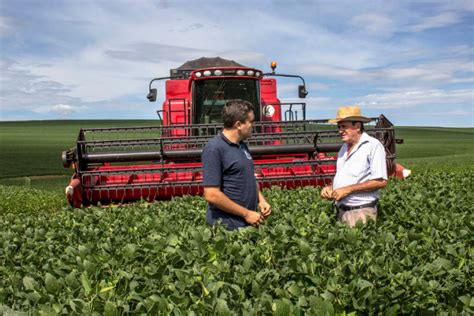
{"left": 263, "top": 105, "right": 275, "bottom": 118}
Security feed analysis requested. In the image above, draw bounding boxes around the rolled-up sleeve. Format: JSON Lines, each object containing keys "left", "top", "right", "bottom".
{"left": 369, "top": 142, "right": 388, "bottom": 180}
{"left": 202, "top": 147, "right": 222, "bottom": 186}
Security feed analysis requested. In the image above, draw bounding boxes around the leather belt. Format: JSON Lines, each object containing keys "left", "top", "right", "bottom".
{"left": 337, "top": 200, "right": 378, "bottom": 211}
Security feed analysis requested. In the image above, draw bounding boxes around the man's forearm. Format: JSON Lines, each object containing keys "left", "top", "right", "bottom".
{"left": 345, "top": 178, "right": 387, "bottom": 195}
{"left": 331, "top": 178, "right": 387, "bottom": 201}
{"left": 204, "top": 188, "right": 249, "bottom": 218}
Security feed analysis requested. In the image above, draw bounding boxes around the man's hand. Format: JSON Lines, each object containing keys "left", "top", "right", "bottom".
{"left": 259, "top": 200, "right": 272, "bottom": 218}
{"left": 331, "top": 187, "right": 352, "bottom": 201}
{"left": 244, "top": 210, "right": 264, "bottom": 226}
{"left": 320, "top": 186, "right": 334, "bottom": 200}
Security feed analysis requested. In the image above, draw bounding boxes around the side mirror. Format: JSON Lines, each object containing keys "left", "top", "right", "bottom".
{"left": 298, "top": 85, "right": 308, "bottom": 98}
{"left": 147, "top": 88, "right": 157, "bottom": 102}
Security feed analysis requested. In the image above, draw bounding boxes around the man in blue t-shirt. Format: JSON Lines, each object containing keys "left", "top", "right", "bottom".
{"left": 202, "top": 99, "right": 271, "bottom": 230}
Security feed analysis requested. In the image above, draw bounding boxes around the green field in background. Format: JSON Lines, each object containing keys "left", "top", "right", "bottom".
{"left": 1, "top": 120, "right": 473, "bottom": 191}
{"left": 396, "top": 127, "right": 474, "bottom": 160}
{"left": 0, "top": 120, "right": 159, "bottom": 178}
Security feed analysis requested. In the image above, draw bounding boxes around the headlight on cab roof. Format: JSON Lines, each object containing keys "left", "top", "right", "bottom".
{"left": 236, "top": 70, "right": 245, "bottom": 76}
{"left": 247, "top": 70, "right": 254, "bottom": 76}
{"left": 203, "top": 70, "right": 211, "bottom": 76}
{"left": 214, "top": 69, "right": 222, "bottom": 76}
{"left": 195, "top": 72, "right": 202, "bottom": 78}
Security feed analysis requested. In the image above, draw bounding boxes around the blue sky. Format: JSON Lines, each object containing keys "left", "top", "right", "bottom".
{"left": 0, "top": 0, "right": 473, "bottom": 127}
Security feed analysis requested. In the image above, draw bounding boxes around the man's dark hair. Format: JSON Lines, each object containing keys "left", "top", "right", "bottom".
{"left": 222, "top": 99, "right": 255, "bottom": 128}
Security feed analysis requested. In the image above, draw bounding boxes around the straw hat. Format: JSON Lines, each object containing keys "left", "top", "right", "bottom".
{"left": 328, "top": 105, "right": 372, "bottom": 123}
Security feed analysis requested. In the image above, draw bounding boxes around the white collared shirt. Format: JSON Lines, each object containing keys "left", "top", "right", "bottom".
{"left": 332, "top": 132, "right": 387, "bottom": 206}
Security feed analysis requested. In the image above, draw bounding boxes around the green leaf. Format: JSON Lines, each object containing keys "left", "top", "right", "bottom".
{"left": 432, "top": 257, "right": 452, "bottom": 270}
{"left": 385, "top": 304, "right": 400, "bottom": 316}
{"left": 167, "top": 235, "right": 179, "bottom": 246}
{"left": 45, "top": 273, "right": 61, "bottom": 293}
{"left": 215, "top": 298, "right": 231, "bottom": 316}
{"left": 273, "top": 298, "right": 293, "bottom": 316}
{"left": 23, "top": 276, "right": 36, "bottom": 291}
{"left": 287, "top": 283, "right": 302, "bottom": 297}
{"left": 100, "top": 286, "right": 116, "bottom": 293}
{"left": 356, "top": 279, "right": 372, "bottom": 290}
{"left": 26, "top": 291, "right": 42, "bottom": 304}
{"left": 208, "top": 281, "right": 225, "bottom": 294}
{"left": 104, "top": 300, "right": 119, "bottom": 316}
{"left": 65, "top": 270, "right": 79, "bottom": 288}
{"left": 458, "top": 295, "right": 474, "bottom": 307}
{"left": 124, "top": 243, "right": 137, "bottom": 258}
{"left": 309, "top": 297, "right": 334, "bottom": 316}
{"left": 81, "top": 272, "right": 92, "bottom": 295}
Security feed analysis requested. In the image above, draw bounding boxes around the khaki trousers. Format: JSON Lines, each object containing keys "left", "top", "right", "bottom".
{"left": 337, "top": 206, "right": 377, "bottom": 227}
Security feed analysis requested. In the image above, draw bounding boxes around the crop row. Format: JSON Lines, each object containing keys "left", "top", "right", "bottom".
{"left": 0, "top": 169, "right": 472, "bottom": 315}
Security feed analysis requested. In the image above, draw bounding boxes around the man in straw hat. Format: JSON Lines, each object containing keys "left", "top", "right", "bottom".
{"left": 321, "top": 105, "right": 388, "bottom": 227}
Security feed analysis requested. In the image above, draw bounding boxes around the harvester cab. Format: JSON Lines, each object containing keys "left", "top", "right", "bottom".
{"left": 62, "top": 57, "right": 409, "bottom": 207}
{"left": 146, "top": 57, "right": 307, "bottom": 127}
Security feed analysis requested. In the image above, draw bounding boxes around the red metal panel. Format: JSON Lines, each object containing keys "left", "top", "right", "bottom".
{"left": 260, "top": 78, "right": 282, "bottom": 142}
{"left": 163, "top": 80, "right": 190, "bottom": 128}
{"left": 260, "top": 78, "right": 281, "bottom": 122}
{"left": 69, "top": 156, "right": 338, "bottom": 206}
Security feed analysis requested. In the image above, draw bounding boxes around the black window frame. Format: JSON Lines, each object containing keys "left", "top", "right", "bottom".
{"left": 192, "top": 78, "right": 260, "bottom": 125}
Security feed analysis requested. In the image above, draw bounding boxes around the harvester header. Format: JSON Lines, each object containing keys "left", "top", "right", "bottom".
{"left": 62, "top": 57, "right": 407, "bottom": 207}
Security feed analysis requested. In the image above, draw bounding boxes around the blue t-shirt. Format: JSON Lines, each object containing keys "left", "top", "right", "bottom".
{"left": 202, "top": 133, "right": 257, "bottom": 230}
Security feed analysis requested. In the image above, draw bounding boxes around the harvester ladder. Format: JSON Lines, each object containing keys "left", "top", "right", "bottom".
{"left": 167, "top": 98, "right": 189, "bottom": 126}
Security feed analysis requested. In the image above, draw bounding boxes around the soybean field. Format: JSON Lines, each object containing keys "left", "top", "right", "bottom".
{"left": 0, "top": 121, "right": 472, "bottom": 314}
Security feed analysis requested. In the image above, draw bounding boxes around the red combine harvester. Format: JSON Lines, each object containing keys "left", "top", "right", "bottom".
{"left": 62, "top": 57, "right": 409, "bottom": 207}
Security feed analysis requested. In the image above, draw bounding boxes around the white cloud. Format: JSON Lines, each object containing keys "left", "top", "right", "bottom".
{"left": 357, "top": 89, "right": 474, "bottom": 109}
{"left": 380, "top": 67, "right": 451, "bottom": 81}
{"left": 408, "top": 12, "right": 461, "bottom": 32}
{"left": 0, "top": 58, "right": 81, "bottom": 110}
{"left": 105, "top": 43, "right": 211, "bottom": 64}
{"left": 218, "top": 51, "right": 267, "bottom": 66}
{"left": 427, "top": 110, "right": 472, "bottom": 116}
{"left": 299, "top": 56, "right": 473, "bottom": 85}
{"left": 0, "top": 16, "right": 16, "bottom": 37}
{"left": 33, "top": 104, "right": 77, "bottom": 116}
{"left": 301, "top": 64, "right": 362, "bottom": 79}
{"left": 307, "top": 82, "right": 329, "bottom": 91}
{"left": 350, "top": 13, "right": 395, "bottom": 36}
{"left": 451, "top": 77, "right": 474, "bottom": 84}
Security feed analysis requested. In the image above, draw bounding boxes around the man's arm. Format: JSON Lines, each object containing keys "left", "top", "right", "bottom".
{"left": 331, "top": 178, "right": 388, "bottom": 201}
{"left": 203, "top": 186, "right": 264, "bottom": 226}
{"left": 257, "top": 189, "right": 271, "bottom": 217}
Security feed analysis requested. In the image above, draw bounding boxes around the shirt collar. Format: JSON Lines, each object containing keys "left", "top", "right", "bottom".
{"left": 344, "top": 132, "right": 370, "bottom": 159}
{"left": 358, "top": 132, "right": 371, "bottom": 147}
{"left": 219, "top": 132, "right": 241, "bottom": 147}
